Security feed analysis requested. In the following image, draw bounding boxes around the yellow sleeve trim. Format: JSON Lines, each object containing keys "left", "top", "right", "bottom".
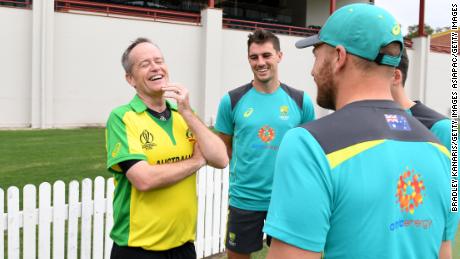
{"left": 429, "top": 142, "right": 450, "bottom": 158}
{"left": 326, "top": 140, "right": 385, "bottom": 169}
{"left": 111, "top": 164, "right": 122, "bottom": 173}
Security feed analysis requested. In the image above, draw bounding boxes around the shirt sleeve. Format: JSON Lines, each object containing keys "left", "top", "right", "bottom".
{"left": 263, "top": 127, "right": 333, "bottom": 252}
{"left": 118, "top": 159, "right": 142, "bottom": 173}
{"left": 106, "top": 111, "right": 146, "bottom": 173}
{"left": 214, "top": 94, "right": 234, "bottom": 135}
{"left": 301, "top": 92, "right": 316, "bottom": 124}
{"left": 431, "top": 119, "right": 452, "bottom": 152}
{"left": 443, "top": 209, "right": 460, "bottom": 241}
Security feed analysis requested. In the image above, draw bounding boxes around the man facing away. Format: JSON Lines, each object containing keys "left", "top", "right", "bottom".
{"left": 105, "top": 37, "right": 228, "bottom": 259}
{"left": 214, "top": 29, "right": 315, "bottom": 259}
{"left": 392, "top": 48, "right": 452, "bottom": 151}
{"left": 264, "top": 4, "right": 458, "bottom": 259}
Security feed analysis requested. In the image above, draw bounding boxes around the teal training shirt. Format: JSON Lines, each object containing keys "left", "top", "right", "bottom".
{"left": 215, "top": 83, "right": 315, "bottom": 211}
{"left": 431, "top": 119, "right": 451, "bottom": 151}
{"left": 408, "top": 101, "right": 452, "bottom": 152}
{"left": 264, "top": 100, "right": 458, "bottom": 258}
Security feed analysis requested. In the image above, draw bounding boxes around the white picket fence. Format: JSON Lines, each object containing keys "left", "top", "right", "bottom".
{"left": 0, "top": 166, "right": 229, "bottom": 259}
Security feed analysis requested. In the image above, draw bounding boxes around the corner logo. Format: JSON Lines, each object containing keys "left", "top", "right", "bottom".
{"left": 111, "top": 142, "right": 121, "bottom": 158}
{"left": 140, "top": 130, "right": 156, "bottom": 150}
{"left": 392, "top": 23, "right": 401, "bottom": 36}
{"left": 258, "top": 125, "right": 275, "bottom": 143}
{"left": 280, "top": 105, "right": 289, "bottom": 120}
{"left": 243, "top": 108, "right": 254, "bottom": 118}
{"left": 186, "top": 128, "right": 195, "bottom": 142}
{"left": 228, "top": 232, "right": 237, "bottom": 246}
{"left": 396, "top": 168, "right": 425, "bottom": 214}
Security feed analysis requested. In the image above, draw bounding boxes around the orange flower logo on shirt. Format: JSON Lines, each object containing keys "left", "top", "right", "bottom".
{"left": 395, "top": 169, "right": 425, "bottom": 214}
{"left": 258, "top": 125, "right": 275, "bottom": 143}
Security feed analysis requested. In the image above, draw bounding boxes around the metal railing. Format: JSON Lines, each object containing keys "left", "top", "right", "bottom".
{"left": 404, "top": 39, "right": 450, "bottom": 54}
{"left": 0, "top": 0, "right": 31, "bottom": 9}
{"left": 404, "top": 38, "right": 413, "bottom": 49}
{"left": 54, "top": 0, "right": 201, "bottom": 25}
{"left": 430, "top": 44, "right": 450, "bottom": 54}
{"left": 223, "top": 17, "right": 319, "bottom": 37}
{"left": 1, "top": 0, "right": 450, "bottom": 54}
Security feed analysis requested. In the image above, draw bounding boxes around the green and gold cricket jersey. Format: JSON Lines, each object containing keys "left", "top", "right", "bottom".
{"left": 105, "top": 95, "right": 197, "bottom": 251}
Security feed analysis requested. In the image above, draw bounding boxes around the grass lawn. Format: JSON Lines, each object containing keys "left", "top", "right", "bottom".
{"left": 0, "top": 128, "right": 107, "bottom": 190}
{"left": 0, "top": 128, "right": 459, "bottom": 258}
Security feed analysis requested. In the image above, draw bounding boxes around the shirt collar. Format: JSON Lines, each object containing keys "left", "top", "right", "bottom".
{"left": 343, "top": 99, "right": 403, "bottom": 110}
{"left": 129, "top": 94, "right": 178, "bottom": 113}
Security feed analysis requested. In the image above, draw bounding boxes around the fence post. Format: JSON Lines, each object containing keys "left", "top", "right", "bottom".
{"left": 204, "top": 166, "right": 214, "bottom": 257}
{"left": 196, "top": 168, "right": 206, "bottom": 258}
{"left": 212, "top": 168, "right": 222, "bottom": 254}
{"left": 67, "top": 181, "right": 80, "bottom": 259}
{"left": 220, "top": 168, "right": 229, "bottom": 251}
{"left": 93, "top": 177, "right": 105, "bottom": 259}
{"left": 53, "top": 181, "right": 66, "bottom": 259}
{"left": 23, "top": 185, "right": 37, "bottom": 259}
{"left": 7, "top": 187, "right": 20, "bottom": 259}
{"left": 81, "top": 179, "right": 93, "bottom": 259}
{"left": 0, "top": 188, "right": 4, "bottom": 259}
{"left": 104, "top": 178, "right": 115, "bottom": 259}
{"left": 38, "top": 183, "right": 51, "bottom": 259}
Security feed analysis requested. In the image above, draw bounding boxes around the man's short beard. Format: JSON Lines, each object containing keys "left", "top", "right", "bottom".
{"left": 317, "top": 85, "right": 336, "bottom": 110}
{"left": 316, "top": 60, "right": 337, "bottom": 110}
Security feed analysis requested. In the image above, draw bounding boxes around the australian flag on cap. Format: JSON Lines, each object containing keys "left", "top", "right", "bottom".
{"left": 384, "top": 114, "right": 411, "bottom": 131}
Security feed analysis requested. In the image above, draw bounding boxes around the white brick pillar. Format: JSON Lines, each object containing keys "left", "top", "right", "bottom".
{"left": 410, "top": 36, "right": 430, "bottom": 103}
{"left": 31, "top": 0, "right": 54, "bottom": 128}
{"left": 200, "top": 7, "right": 223, "bottom": 126}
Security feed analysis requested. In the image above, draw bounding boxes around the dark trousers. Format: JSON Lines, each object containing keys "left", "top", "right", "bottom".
{"left": 111, "top": 242, "right": 196, "bottom": 259}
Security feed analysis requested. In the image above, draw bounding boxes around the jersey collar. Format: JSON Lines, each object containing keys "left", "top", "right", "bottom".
{"left": 129, "top": 95, "right": 178, "bottom": 113}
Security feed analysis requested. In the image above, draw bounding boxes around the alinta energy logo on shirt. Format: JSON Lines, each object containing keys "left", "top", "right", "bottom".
{"left": 140, "top": 129, "right": 156, "bottom": 150}
{"left": 396, "top": 169, "right": 425, "bottom": 214}
{"left": 389, "top": 168, "right": 432, "bottom": 232}
{"left": 258, "top": 125, "right": 275, "bottom": 143}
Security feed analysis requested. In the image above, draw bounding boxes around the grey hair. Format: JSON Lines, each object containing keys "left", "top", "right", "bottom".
{"left": 121, "top": 37, "right": 161, "bottom": 74}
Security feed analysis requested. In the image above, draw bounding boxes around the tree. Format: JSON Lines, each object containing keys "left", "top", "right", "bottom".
{"left": 434, "top": 26, "right": 450, "bottom": 33}
{"left": 405, "top": 24, "right": 450, "bottom": 39}
{"left": 405, "top": 24, "right": 434, "bottom": 39}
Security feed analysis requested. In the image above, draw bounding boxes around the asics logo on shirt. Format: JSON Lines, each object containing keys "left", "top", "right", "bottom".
{"left": 243, "top": 108, "right": 254, "bottom": 118}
